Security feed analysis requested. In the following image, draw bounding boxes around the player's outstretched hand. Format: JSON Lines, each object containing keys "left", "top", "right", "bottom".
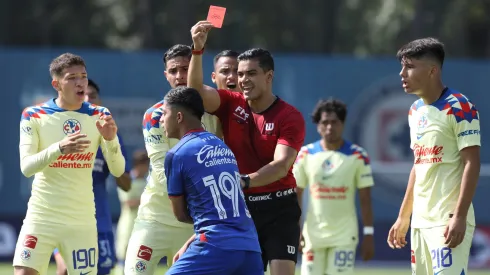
{"left": 387, "top": 217, "right": 409, "bottom": 249}
{"left": 190, "top": 21, "right": 213, "bottom": 51}
{"left": 361, "top": 235, "right": 375, "bottom": 261}
{"left": 59, "top": 132, "right": 91, "bottom": 154}
{"left": 96, "top": 115, "right": 117, "bottom": 141}
{"left": 444, "top": 216, "right": 466, "bottom": 248}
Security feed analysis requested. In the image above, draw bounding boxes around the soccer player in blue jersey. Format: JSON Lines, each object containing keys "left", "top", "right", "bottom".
{"left": 160, "top": 86, "right": 263, "bottom": 275}
{"left": 53, "top": 78, "right": 132, "bottom": 275}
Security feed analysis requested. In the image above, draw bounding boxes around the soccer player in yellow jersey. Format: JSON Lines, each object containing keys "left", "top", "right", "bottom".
{"left": 387, "top": 38, "right": 481, "bottom": 275}
{"left": 13, "top": 53, "right": 126, "bottom": 275}
{"left": 293, "top": 99, "right": 375, "bottom": 275}
{"left": 124, "top": 44, "right": 221, "bottom": 275}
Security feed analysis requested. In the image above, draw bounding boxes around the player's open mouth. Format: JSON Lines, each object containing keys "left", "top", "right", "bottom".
{"left": 76, "top": 91, "right": 85, "bottom": 96}
{"left": 176, "top": 83, "right": 186, "bottom": 87}
{"left": 227, "top": 83, "right": 236, "bottom": 89}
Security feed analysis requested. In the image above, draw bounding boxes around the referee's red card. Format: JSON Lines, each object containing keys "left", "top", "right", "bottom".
{"left": 207, "top": 5, "right": 226, "bottom": 28}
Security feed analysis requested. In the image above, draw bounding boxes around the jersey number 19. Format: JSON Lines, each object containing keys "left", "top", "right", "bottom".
{"left": 203, "top": 171, "right": 251, "bottom": 220}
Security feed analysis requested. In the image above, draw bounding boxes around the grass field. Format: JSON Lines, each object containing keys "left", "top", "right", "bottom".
{"left": 2, "top": 263, "right": 489, "bottom": 275}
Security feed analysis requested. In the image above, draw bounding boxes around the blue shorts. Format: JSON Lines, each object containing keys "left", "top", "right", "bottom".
{"left": 52, "top": 232, "right": 116, "bottom": 275}
{"left": 166, "top": 241, "right": 263, "bottom": 275}
{"left": 97, "top": 231, "right": 116, "bottom": 275}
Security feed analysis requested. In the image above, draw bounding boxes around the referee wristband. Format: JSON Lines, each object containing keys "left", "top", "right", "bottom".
{"left": 363, "top": 226, "right": 374, "bottom": 235}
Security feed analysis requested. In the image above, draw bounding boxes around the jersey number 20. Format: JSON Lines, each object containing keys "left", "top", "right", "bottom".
{"left": 203, "top": 171, "right": 251, "bottom": 219}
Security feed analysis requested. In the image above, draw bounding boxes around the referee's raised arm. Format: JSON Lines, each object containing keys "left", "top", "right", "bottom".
{"left": 188, "top": 21, "right": 221, "bottom": 114}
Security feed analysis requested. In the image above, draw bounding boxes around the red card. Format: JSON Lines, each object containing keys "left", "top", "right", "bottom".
{"left": 207, "top": 5, "right": 226, "bottom": 28}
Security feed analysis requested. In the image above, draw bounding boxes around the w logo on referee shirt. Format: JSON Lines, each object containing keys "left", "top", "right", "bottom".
{"left": 265, "top": 123, "right": 274, "bottom": 131}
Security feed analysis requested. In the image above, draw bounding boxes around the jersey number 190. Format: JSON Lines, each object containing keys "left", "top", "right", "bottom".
{"left": 72, "top": 248, "right": 96, "bottom": 269}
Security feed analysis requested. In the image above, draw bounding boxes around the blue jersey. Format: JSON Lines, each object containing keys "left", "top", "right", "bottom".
{"left": 165, "top": 130, "right": 260, "bottom": 252}
{"left": 93, "top": 133, "right": 131, "bottom": 232}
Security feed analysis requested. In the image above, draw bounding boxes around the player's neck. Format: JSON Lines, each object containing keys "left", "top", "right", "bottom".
{"left": 321, "top": 139, "right": 343, "bottom": 151}
{"left": 247, "top": 93, "right": 277, "bottom": 113}
{"left": 55, "top": 97, "right": 82, "bottom": 111}
{"left": 420, "top": 81, "right": 445, "bottom": 105}
{"left": 179, "top": 122, "right": 204, "bottom": 139}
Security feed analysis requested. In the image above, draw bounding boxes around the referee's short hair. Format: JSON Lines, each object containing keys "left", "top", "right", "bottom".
{"left": 164, "top": 86, "right": 205, "bottom": 120}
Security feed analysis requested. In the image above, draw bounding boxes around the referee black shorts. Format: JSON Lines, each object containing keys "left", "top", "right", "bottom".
{"left": 245, "top": 187, "right": 301, "bottom": 271}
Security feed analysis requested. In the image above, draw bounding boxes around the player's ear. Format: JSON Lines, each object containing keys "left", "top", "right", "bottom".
{"left": 176, "top": 111, "right": 183, "bottom": 123}
{"left": 266, "top": 70, "right": 274, "bottom": 83}
{"left": 211, "top": 72, "right": 216, "bottom": 83}
{"left": 429, "top": 64, "right": 438, "bottom": 78}
{"left": 51, "top": 79, "right": 60, "bottom": 91}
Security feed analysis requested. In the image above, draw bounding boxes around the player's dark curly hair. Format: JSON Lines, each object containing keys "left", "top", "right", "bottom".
{"left": 163, "top": 44, "right": 192, "bottom": 66}
{"left": 88, "top": 79, "right": 100, "bottom": 94}
{"left": 396, "top": 37, "right": 445, "bottom": 67}
{"left": 49, "top": 53, "right": 86, "bottom": 78}
{"left": 311, "top": 98, "right": 347, "bottom": 124}
{"left": 164, "top": 86, "right": 205, "bottom": 120}
{"left": 214, "top": 50, "right": 239, "bottom": 66}
{"left": 238, "top": 48, "right": 274, "bottom": 72}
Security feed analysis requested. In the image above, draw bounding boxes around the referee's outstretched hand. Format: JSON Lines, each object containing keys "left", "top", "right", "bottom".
{"left": 190, "top": 21, "right": 213, "bottom": 51}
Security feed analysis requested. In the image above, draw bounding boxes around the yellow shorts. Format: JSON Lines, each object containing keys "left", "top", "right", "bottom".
{"left": 301, "top": 245, "right": 357, "bottom": 275}
{"left": 124, "top": 219, "right": 194, "bottom": 275}
{"left": 13, "top": 222, "right": 98, "bottom": 275}
{"left": 411, "top": 225, "right": 475, "bottom": 275}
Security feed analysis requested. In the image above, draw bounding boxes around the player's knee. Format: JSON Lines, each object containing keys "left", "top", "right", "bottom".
{"left": 14, "top": 266, "right": 39, "bottom": 275}
{"left": 269, "top": 259, "right": 296, "bottom": 275}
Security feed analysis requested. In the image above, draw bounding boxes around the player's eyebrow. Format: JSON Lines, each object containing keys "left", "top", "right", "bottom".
{"left": 238, "top": 69, "right": 257, "bottom": 74}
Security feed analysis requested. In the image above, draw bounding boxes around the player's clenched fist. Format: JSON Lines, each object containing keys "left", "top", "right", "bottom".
{"left": 96, "top": 115, "right": 118, "bottom": 141}
{"left": 59, "top": 132, "right": 91, "bottom": 154}
{"left": 387, "top": 217, "right": 409, "bottom": 249}
{"left": 190, "top": 21, "right": 214, "bottom": 51}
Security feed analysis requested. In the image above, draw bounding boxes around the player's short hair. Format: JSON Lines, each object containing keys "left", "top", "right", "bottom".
{"left": 238, "top": 48, "right": 274, "bottom": 72}
{"left": 213, "top": 50, "right": 239, "bottom": 66}
{"left": 88, "top": 79, "right": 100, "bottom": 94}
{"left": 163, "top": 44, "right": 191, "bottom": 66}
{"left": 396, "top": 37, "right": 445, "bottom": 67}
{"left": 311, "top": 98, "right": 347, "bottom": 124}
{"left": 132, "top": 149, "right": 149, "bottom": 166}
{"left": 49, "top": 53, "right": 86, "bottom": 78}
{"left": 164, "top": 86, "right": 205, "bottom": 120}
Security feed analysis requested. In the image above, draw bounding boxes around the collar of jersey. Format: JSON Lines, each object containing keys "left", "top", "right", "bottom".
{"left": 182, "top": 128, "right": 205, "bottom": 138}
{"left": 46, "top": 98, "right": 91, "bottom": 113}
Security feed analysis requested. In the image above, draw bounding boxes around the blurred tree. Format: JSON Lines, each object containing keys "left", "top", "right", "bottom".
{"left": 1, "top": 0, "right": 489, "bottom": 58}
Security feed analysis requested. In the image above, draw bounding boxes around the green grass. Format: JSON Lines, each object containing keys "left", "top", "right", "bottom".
{"left": 2, "top": 263, "right": 488, "bottom": 275}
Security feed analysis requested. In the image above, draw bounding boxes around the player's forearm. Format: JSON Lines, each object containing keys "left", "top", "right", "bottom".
{"left": 175, "top": 211, "right": 194, "bottom": 224}
{"left": 454, "top": 160, "right": 480, "bottom": 218}
{"left": 102, "top": 138, "right": 125, "bottom": 178}
{"left": 248, "top": 160, "right": 289, "bottom": 188}
{"left": 359, "top": 187, "right": 374, "bottom": 227}
{"left": 398, "top": 166, "right": 415, "bottom": 220}
{"left": 20, "top": 143, "right": 62, "bottom": 177}
{"left": 188, "top": 53, "right": 204, "bottom": 92}
{"left": 116, "top": 172, "right": 132, "bottom": 192}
